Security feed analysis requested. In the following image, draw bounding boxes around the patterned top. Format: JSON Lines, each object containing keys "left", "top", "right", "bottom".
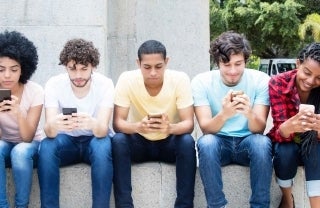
{"left": 267, "top": 69, "right": 300, "bottom": 142}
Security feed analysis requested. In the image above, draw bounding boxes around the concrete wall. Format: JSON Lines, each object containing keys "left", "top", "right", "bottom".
{"left": 1, "top": 0, "right": 210, "bottom": 85}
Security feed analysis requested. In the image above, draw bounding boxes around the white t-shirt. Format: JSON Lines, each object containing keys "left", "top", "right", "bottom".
{"left": 44, "top": 72, "right": 114, "bottom": 137}
{"left": 0, "top": 81, "right": 45, "bottom": 143}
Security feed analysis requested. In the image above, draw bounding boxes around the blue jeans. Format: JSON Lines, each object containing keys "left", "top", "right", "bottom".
{"left": 111, "top": 133, "right": 196, "bottom": 208}
{"left": 37, "top": 134, "right": 113, "bottom": 208}
{"left": 197, "top": 134, "right": 272, "bottom": 208}
{"left": 0, "top": 140, "right": 39, "bottom": 208}
{"left": 273, "top": 142, "right": 320, "bottom": 196}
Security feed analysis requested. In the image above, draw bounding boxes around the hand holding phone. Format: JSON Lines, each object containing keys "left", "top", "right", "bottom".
{"left": 231, "top": 90, "right": 244, "bottom": 102}
{"left": 147, "top": 114, "right": 162, "bottom": 120}
{"left": 147, "top": 113, "right": 162, "bottom": 125}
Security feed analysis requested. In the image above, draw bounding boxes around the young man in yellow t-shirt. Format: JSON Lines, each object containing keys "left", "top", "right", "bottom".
{"left": 112, "top": 40, "right": 196, "bottom": 208}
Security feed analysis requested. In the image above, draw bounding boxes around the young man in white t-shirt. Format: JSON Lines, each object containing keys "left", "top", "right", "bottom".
{"left": 112, "top": 40, "right": 196, "bottom": 208}
{"left": 38, "top": 39, "right": 114, "bottom": 208}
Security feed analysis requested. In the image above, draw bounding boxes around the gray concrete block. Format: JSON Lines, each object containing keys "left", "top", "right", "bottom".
{"left": 6, "top": 163, "right": 310, "bottom": 208}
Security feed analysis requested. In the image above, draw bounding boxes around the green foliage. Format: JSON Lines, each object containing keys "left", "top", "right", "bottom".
{"left": 209, "top": 0, "right": 309, "bottom": 59}
{"left": 299, "top": 13, "right": 320, "bottom": 42}
{"left": 246, "top": 55, "right": 260, "bottom": 70}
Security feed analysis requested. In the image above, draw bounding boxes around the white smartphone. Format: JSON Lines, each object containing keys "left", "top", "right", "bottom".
{"left": 299, "top": 104, "right": 315, "bottom": 113}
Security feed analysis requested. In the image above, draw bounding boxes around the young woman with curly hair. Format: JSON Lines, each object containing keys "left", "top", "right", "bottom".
{"left": 0, "top": 30, "right": 44, "bottom": 208}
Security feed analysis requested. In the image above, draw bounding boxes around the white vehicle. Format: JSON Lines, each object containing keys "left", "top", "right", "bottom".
{"left": 258, "top": 59, "right": 296, "bottom": 76}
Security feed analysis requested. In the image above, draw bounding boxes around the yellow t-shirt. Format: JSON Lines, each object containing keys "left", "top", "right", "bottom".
{"left": 114, "top": 69, "right": 193, "bottom": 141}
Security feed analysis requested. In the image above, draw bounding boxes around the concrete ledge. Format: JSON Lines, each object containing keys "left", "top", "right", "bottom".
{"left": 6, "top": 163, "right": 310, "bottom": 208}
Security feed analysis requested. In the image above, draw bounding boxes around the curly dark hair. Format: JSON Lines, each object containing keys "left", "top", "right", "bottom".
{"left": 0, "top": 30, "right": 38, "bottom": 84}
{"left": 59, "top": 39, "right": 100, "bottom": 67}
{"left": 209, "top": 31, "right": 251, "bottom": 67}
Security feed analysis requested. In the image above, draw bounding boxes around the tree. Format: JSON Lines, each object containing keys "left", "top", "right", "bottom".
{"left": 210, "top": 0, "right": 304, "bottom": 58}
{"left": 299, "top": 13, "right": 320, "bottom": 42}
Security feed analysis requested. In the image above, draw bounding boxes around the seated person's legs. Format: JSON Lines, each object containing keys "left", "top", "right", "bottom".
{"left": 237, "top": 134, "right": 272, "bottom": 208}
{"left": 85, "top": 136, "right": 113, "bottom": 208}
{"left": 38, "top": 134, "right": 80, "bottom": 207}
{"left": 11, "top": 141, "right": 39, "bottom": 207}
{"left": 0, "top": 140, "right": 13, "bottom": 207}
{"left": 160, "top": 134, "right": 196, "bottom": 208}
{"left": 111, "top": 133, "right": 135, "bottom": 208}
{"left": 197, "top": 134, "right": 229, "bottom": 208}
{"left": 303, "top": 142, "right": 320, "bottom": 205}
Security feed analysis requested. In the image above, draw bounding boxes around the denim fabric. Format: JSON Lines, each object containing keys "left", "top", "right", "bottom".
{"left": 0, "top": 140, "right": 39, "bottom": 208}
{"left": 37, "top": 134, "right": 113, "bottom": 208}
{"left": 197, "top": 134, "right": 272, "bottom": 208}
{"left": 111, "top": 133, "right": 196, "bottom": 208}
{"left": 273, "top": 142, "right": 320, "bottom": 196}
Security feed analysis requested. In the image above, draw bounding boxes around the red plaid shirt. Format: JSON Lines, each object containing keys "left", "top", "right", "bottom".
{"left": 267, "top": 69, "right": 301, "bottom": 143}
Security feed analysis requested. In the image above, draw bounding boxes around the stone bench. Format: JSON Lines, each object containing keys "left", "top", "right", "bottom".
{"left": 6, "top": 164, "right": 309, "bottom": 208}
{"left": 5, "top": 116, "right": 311, "bottom": 208}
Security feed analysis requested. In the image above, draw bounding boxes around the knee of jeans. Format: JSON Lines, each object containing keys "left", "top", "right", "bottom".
{"left": 90, "top": 137, "right": 112, "bottom": 158}
{"left": 197, "top": 134, "right": 219, "bottom": 152}
{"left": 38, "top": 138, "right": 57, "bottom": 156}
{"left": 177, "top": 134, "right": 195, "bottom": 147}
{"left": 111, "top": 133, "right": 129, "bottom": 146}
{"left": 10, "top": 143, "right": 36, "bottom": 161}
{"left": 274, "top": 142, "right": 297, "bottom": 160}
{"left": 250, "top": 135, "right": 271, "bottom": 153}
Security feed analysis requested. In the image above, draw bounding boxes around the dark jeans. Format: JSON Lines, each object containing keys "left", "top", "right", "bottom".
{"left": 111, "top": 133, "right": 196, "bottom": 208}
{"left": 273, "top": 142, "right": 320, "bottom": 196}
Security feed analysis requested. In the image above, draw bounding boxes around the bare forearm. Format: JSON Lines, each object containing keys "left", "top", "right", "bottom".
{"left": 247, "top": 112, "right": 267, "bottom": 133}
{"left": 200, "top": 112, "right": 227, "bottom": 134}
{"left": 168, "top": 120, "right": 194, "bottom": 135}
{"left": 91, "top": 118, "right": 108, "bottom": 138}
{"left": 17, "top": 114, "right": 37, "bottom": 142}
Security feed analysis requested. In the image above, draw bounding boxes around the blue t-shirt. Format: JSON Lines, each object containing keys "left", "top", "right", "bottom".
{"left": 191, "top": 68, "right": 270, "bottom": 137}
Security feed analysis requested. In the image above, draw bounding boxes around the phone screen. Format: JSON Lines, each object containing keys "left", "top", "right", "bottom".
{"left": 62, "top": 108, "right": 77, "bottom": 115}
{"left": 0, "top": 89, "right": 11, "bottom": 102}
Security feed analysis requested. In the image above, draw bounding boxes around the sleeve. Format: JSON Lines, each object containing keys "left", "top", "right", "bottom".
{"left": 176, "top": 72, "right": 193, "bottom": 109}
{"left": 191, "top": 74, "right": 210, "bottom": 107}
{"left": 268, "top": 78, "right": 295, "bottom": 142}
{"left": 30, "top": 83, "right": 44, "bottom": 107}
{"left": 254, "top": 73, "right": 270, "bottom": 106}
{"left": 114, "top": 72, "right": 131, "bottom": 107}
{"left": 98, "top": 77, "right": 114, "bottom": 108}
{"left": 44, "top": 77, "right": 60, "bottom": 108}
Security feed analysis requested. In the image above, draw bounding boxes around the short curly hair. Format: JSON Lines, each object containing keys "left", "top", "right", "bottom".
{"left": 0, "top": 30, "right": 38, "bottom": 84}
{"left": 209, "top": 31, "right": 251, "bottom": 66}
{"left": 59, "top": 39, "right": 100, "bottom": 67}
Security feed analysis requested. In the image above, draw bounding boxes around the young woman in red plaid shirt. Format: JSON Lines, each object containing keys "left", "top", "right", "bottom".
{"left": 268, "top": 43, "right": 320, "bottom": 208}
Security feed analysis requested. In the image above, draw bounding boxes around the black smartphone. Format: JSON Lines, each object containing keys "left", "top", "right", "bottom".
{"left": 62, "top": 107, "right": 77, "bottom": 115}
{"left": 0, "top": 89, "right": 11, "bottom": 102}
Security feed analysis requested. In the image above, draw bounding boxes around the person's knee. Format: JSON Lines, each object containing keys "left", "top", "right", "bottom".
{"left": 197, "top": 134, "right": 219, "bottom": 151}
{"left": 90, "top": 137, "right": 112, "bottom": 158}
{"left": 11, "top": 143, "right": 35, "bottom": 160}
{"left": 112, "top": 133, "right": 129, "bottom": 146}
{"left": 38, "top": 138, "right": 57, "bottom": 158}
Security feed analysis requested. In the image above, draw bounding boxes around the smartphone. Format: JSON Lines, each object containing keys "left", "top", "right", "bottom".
{"left": 299, "top": 104, "right": 315, "bottom": 113}
{"left": 62, "top": 107, "right": 77, "bottom": 115}
{"left": 148, "top": 114, "right": 162, "bottom": 120}
{"left": 231, "top": 90, "right": 244, "bottom": 101}
{"left": 0, "top": 89, "right": 11, "bottom": 102}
